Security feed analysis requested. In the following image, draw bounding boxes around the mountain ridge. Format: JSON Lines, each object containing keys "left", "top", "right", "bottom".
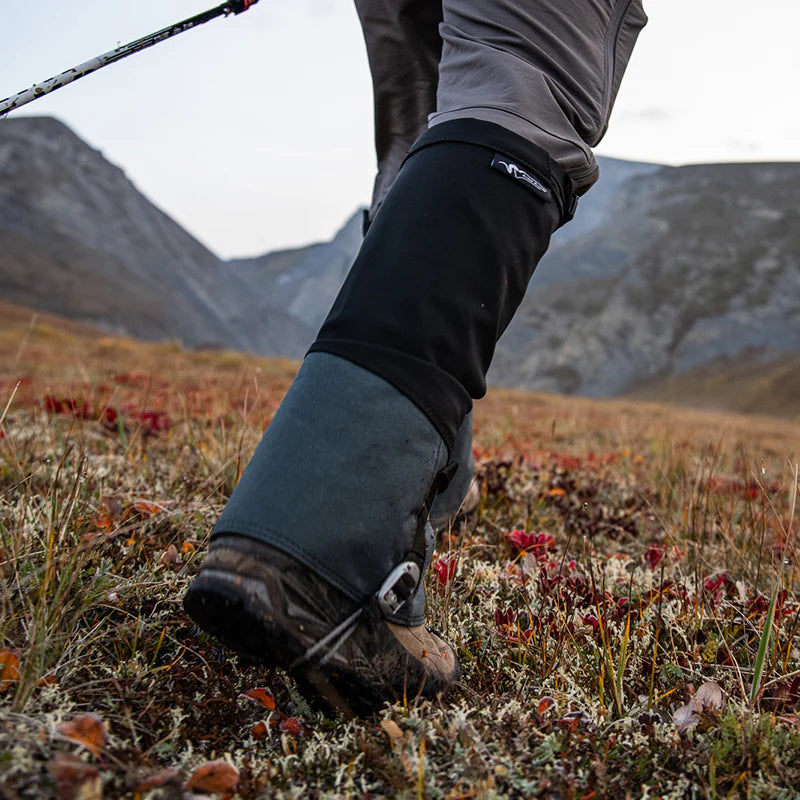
{"left": 1, "top": 116, "right": 798, "bottom": 416}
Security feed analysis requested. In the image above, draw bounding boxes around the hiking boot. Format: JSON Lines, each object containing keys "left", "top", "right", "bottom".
{"left": 184, "top": 535, "right": 458, "bottom": 716}
{"left": 182, "top": 352, "right": 462, "bottom": 714}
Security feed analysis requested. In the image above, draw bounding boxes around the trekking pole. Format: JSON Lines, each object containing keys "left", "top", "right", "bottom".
{"left": 0, "top": 0, "right": 259, "bottom": 117}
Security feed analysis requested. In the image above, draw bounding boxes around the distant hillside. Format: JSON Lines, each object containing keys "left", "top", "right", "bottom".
{"left": 0, "top": 116, "right": 307, "bottom": 354}
{"left": 0, "top": 298, "right": 108, "bottom": 339}
{"left": 224, "top": 210, "right": 363, "bottom": 355}
{"left": 494, "top": 161, "right": 800, "bottom": 396}
{"left": 2, "top": 116, "right": 799, "bottom": 418}
{"left": 625, "top": 353, "right": 800, "bottom": 421}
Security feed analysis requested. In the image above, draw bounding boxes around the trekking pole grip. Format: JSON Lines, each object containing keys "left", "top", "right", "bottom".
{"left": 227, "top": 0, "right": 259, "bottom": 13}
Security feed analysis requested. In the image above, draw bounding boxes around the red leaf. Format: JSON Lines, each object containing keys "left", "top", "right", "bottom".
{"left": 239, "top": 688, "right": 277, "bottom": 711}
{"left": 251, "top": 720, "right": 270, "bottom": 740}
{"left": 538, "top": 696, "right": 557, "bottom": 715}
{"left": 555, "top": 454, "right": 583, "bottom": 470}
{"left": 580, "top": 614, "right": 601, "bottom": 635}
{"left": 560, "top": 710, "right": 591, "bottom": 730}
{"left": 101, "top": 407, "right": 119, "bottom": 430}
{"left": 131, "top": 409, "right": 171, "bottom": 435}
{"left": 279, "top": 717, "right": 304, "bottom": 737}
{"left": 507, "top": 530, "right": 556, "bottom": 555}
{"left": 433, "top": 557, "right": 458, "bottom": 588}
{"left": 494, "top": 607, "right": 516, "bottom": 628}
{"left": 644, "top": 544, "right": 666, "bottom": 570}
{"left": 43, "top": 396, "right": 91, "bottom": 418}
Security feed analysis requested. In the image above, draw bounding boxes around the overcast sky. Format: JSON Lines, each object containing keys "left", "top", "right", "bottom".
{"left": 3, "top": 0, "right": 800, "bottom": 258}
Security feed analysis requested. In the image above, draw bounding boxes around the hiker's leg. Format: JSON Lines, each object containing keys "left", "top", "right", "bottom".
{"left": 432, "top": 0, "right": 648, "bottom": 194}
{"left": 186, "top": 0, "right": 646, "bottom": 711}
{"left": 355, "top": 0, "right": 479, "bottom": 529}
{"left": 304, "top": 0, "right": 648, "bottom": 594}
{"left": 354, "top": 0, "right": 444, "bottom": 223}
{"left": 327, "top": 0, "right": 649, "bottom": 448}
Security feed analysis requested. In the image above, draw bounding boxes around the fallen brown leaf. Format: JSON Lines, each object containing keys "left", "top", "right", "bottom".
{"left": 94, "top": 508, "right": 114, "bottom": 532}
{"left": 160, "top": 544, "right": 180, "bottom": 569}
{"left": 672, "top": 701, "right": 699, "bottom": 734}
{"left": 133, "top": 499, "right": 168, "bottom": 517}
{"left": 0, "top": 649, "right": 20, "bottom": 692}
{"left": 37, "top": 672, "right": 59, "bottom": 688}
{"left": 55, "top": 714, "right": 107, "bottom": 758}
{"left": 281, "top": 733, "right": 297, "bottom": 756}
{"left": 184, "top": 760, "right": 239, "bottom": 794}
{"left": 673, "top": 681, "right": 724, "bottom": 733}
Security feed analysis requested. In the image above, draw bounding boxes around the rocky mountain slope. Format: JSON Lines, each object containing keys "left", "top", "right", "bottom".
{"left": 224, "top": 210, "right": 363, "bottom": 357}
{"left": 2, "top": 116, "right": 798, "bottom": 409}
{"left": 495, "top": 161, "right": 800, "bottom": 395}
{"left": 0, "top": 117, "right": 306, "bottom": 354}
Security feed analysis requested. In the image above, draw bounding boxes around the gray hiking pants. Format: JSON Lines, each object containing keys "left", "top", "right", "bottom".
{"left": 355, "top": 0, "right": 648, "bottom": 219}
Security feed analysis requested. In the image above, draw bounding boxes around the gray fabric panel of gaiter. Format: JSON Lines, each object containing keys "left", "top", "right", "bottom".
{"left": 429, "top": 410, "right": 474, "bottom": 531}
{"left": 211, "top": 352, "right": 448, "bottom": 626}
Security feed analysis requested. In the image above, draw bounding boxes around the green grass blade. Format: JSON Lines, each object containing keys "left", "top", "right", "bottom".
{"left": 750, "top": 581, "right": 779, "bottom": 706}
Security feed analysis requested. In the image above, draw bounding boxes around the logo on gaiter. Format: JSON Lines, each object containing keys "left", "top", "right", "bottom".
{"left": 490, "top": 153, "right": 551, "bottom": 200}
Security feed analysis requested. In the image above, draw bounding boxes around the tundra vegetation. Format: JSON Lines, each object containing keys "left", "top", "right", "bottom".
{"left": 1, "top": 307, "right": 800, "bottom": 799}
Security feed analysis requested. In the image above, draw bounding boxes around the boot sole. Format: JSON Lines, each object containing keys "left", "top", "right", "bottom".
{"left": 183, "top": 569, "right": 396, "bottom": 715}
{"left": 184, "top": 570, "right": 302, "bottom": 666}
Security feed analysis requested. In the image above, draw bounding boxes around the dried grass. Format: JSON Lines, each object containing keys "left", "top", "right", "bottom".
{"left": 2, "top": 313, "right": 800, "bottom": 798}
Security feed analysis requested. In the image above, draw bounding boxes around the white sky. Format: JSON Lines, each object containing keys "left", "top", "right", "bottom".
{"left": 2, "top": 0, "right": 800, "bottom": 258}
